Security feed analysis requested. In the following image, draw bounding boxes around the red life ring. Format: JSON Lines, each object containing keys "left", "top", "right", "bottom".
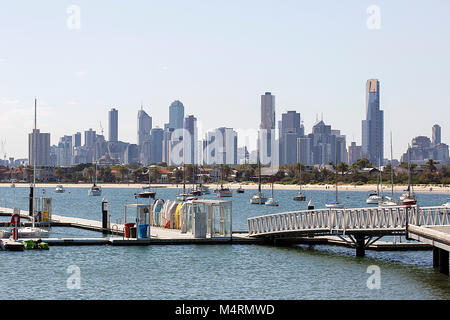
{"left": 11, "top": 214, "right": 20, "bottom": 225}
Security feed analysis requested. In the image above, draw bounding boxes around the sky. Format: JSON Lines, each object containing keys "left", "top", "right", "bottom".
{"left": 0, "top": 0, "right": 449, "bottom": 160}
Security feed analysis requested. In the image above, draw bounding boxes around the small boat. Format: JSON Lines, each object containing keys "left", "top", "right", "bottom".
{"left": 366, "top": 192, "right": 383, "bottom": 204}
{"left": 199, "top": 186, "right": 210, "bottom": 194}
{"left": 293, "top": 164, "right": 306, "bottom": 201}
{"left": 236, "top": 185, "right": 245, "bottom": 193}
{"left": 250, "top": 192, "right": 268, "bottom": 205}
{"left": 135, "top": 189, "right": 156, "bottom": 199}
{"left": 378, "top": 196, "right": 398, "bottom": 207}
{"left": 399, "top": 146, "right": 416, "bottom": 205}
{"left": 55, "top": 185, "right": 65, "bottom": 193}
{"left": 88, "top": 184, "right": 102, "bottom": 196}
{"left": 16, "top": 227, "right": 50, "bottom": 239}
{"left": 293, "top": 192, "right": 306, "bottom": 201}
{"left": 399, "top": 193, "right": 417, "bottom": 205}
{"left": 265, "top": 181, "right": 279, "bottom": 206}
{"left": 176, "top": 193, "right": 197, "bottom": 202}
{"left": 217, "top": 187, "right": 232, "bottom": 198}
{"left": 325, "top": 200, "right": 345, "bottom": 209}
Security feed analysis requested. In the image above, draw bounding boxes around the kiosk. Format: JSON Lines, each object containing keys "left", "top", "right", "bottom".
{"left": 124, "top": 204, "right": 151, "bottom": 239}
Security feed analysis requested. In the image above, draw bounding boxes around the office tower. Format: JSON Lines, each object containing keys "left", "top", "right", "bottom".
{"left": 124, "top": 144, "right": 139, "bottom": 165}
{"left": 432, "top": 124, "right": 441, "bottom": 146}
{"left": 108, "top": 108, "right": 118, "bottom": 142}
{"left": 150, "top": 128, "right": 164, "bottom": 163}
{"left": 204, "top": 127, "right": 238, "bottom": 165}
{"left": 137, "top": 108, "right": 152, "bottom": 147}
{"left": 279, "top": 111, "right": 304, "bottom": 164}
{"left": 260, "top": 92, "right": 276, "bottom": 130}
{"left": 169, "top": 100, "right": 185, "bottom": 130}
{"left": 28, "top": 129, "right": 50, "bottom": 166}
{"left": 57, "top": 135, "right": 73, "bottom": 166}
{"left": 72, "top": 132, "right": 81, "bottom": 148}
{"left": 184, "top": 115, "right": 197, "bottom": 164}
{"left": 297, "top": 137, "right": 312, "bottom": 165}
{"left": 348, "top": 142, "right": 363, "bottom": 164}
{"left": 84, "top": 129, "right": 96, "bottom": 147}
{"left": 362, "top": 79, "right": 384, "bottom": 165}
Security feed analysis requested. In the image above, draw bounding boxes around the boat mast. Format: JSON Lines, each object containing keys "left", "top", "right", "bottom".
{"left": 335, "top": 142, "right": 338, "bottom": 202}
{"left": 407, "top": 143, "right": 412, "bottom": 197}
{"left": 299, "top": 163, "right": 302, "bottom": 192}
{"left": 390, "top": 132, "right": 394, "bottom": 199}
{"left": 32, "top": 97, "right": 37, "bottom": 229}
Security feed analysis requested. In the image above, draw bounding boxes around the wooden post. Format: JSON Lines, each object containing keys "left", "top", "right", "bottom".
{"left": 438, "top": 249, "right": 449, "bottom": 275}
{"left": 102, "top": 198, "right": 108, "bottom": 235}
{"left": 355, "top": 234, "right": 365, "bottom": 257}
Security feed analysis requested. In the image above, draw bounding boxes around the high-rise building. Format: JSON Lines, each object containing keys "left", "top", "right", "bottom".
{"left": 203, "top": 127, "right": 238, "bottom": 165}
{"left": 28, "top": 129, "right": 50, "bottom": 166}
{"left": 184, "top": 115, "right": 197, "bottom": 164}
{"left": 150, "top": 128, "right": 164, "bottom": 163}
{"left": 108, "top": 108, "right": 118, "bottom": 142}
{"left": 362, "top": 79, "right": 384, "bottom": 165}
{"left": 169, "top": 100, "right": 185, "bottom": 130}
{"left": 279, "top": 111, "right": 304, "bottom": 164}
{"left": 432, "top": 124, "right": 441, "bottom": 146}
{"left": 259, "top": 92, "right": 276, "bottom": 161}
{"left": 84, "top": 129, "right": 96, "bottom": 147}
{"left": 137, "top": 108, "right": 152, "bottom": 147}
{"left": 72, "top": 132, "right": 81, "bottom": 148}
{"left": 348, "top": 142, "right": 363, "bottom": 165}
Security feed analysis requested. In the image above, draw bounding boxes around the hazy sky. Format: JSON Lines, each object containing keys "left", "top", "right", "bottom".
{"left": 0, "top": 0, "right": 449, "bottom": 160}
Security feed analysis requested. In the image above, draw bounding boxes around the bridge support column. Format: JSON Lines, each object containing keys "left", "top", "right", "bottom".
{"left": 355, "top": 235, "right": 365, "bottom": 257}
{"left": 438, "top": 249, "right": 449, "bottom": 275}
{"left": 433, "top": 247, "right": 440, "bottom": 268}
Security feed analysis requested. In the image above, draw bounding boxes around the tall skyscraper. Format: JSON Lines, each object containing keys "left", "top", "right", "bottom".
{"left": 260, "top": 92, "right": 276, "bottom": 160}
{"left": 72, "top": 132, "right": 81, "bottom": 148}
{"left": 28, "top": 129, "right": 50, "bottom": 166}
{"left": 108, "top": 108, "right": 118, "bottom": 142}
{"left": 362, "top": 79, "right": 384, "bottom": 165}
{"left": 432, "top": 124, "right": 441, "bottom": 146}
{"left": 260, "top": 92, "right": 275, "bottom": 130}
{"left": 169, "top": 100, "right": 185, "bottom": 130}
{"left": 84, "top": 129, "right": 96, "bottom": 147}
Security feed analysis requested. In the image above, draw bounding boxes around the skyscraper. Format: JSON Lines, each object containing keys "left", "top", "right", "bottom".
{"left": 260, "top": 92, "right": 276, "bottom": 160}
{"left": 279, "top": 111, "right": 304, "bottom": 164}
{"left": 169, "top": 100, "right": 185, "bottom": 130}
{"left": 150, "top": 127, "right": 164, "bottom": 163}
{"left": 432, "top": 124, "right": 441, "bottom": 146}
{"left": 84, "top": 129, "right": 96, "bottom": 147}
{"left": 362, "top": 79, "right": 384, "bottom": 165}
{"left": 72, "top": 132, "right": 81, "bottom": 148}
{"left": 28, "top": 129, "right": 50, "bottom": 166}
{"left": 108, "top": 108, "right": 118, "bottom": 142}
{"left": 137, "top": 108, "right": 152, "bottom": 147}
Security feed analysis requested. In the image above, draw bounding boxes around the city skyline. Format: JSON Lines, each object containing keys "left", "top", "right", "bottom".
{"left": 0, "top": 1, "right": 449, "bottom": 159}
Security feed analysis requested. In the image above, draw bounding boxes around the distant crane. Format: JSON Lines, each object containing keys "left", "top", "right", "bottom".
{"left": 99, "top": 121, "right": 104, "bottom": 136}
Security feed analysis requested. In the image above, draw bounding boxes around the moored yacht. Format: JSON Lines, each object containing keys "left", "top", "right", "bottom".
{"left": 55, "top": 185, "right": 65, "bottom": 193}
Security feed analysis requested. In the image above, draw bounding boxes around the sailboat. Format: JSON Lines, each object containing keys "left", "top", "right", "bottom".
{"left": 88, "top": 161, "right": 102, "bottom": 196}
{"left": 18, "top": 98, "right": 50, "bottom": 238}
{"left": 236, "top": 184, "right": 245, "bottom": 193}
{"left": 135, "top": 167, "right": 156, "bottom": 199}
{"left": 325, "top": 145, "right": 344, "bottom": 208}
{"left": 265, "top": 180, "right": 279, "bottom": 206}
{"left": 189, "top": 165, "right": 203, "bottom": 196}
{"left": 216, "top": 165, "right": 232, "bottom": 197}
{"left": 399, "top": 144, "right": 416, "bottom": 205}
{"left": 177, "top": 163, "right": 196, "bottom": 201}
{"left": 250, "top": 150, "right": 267, "bottom": 204}
{"left": 379, "top": 132, "right": 398, "bottom": 207}
{"left": 293, "top": 164, "right": 306, "bottom": 201}
{"left": 366, "top": 151, "right": 384, "bottom": 204}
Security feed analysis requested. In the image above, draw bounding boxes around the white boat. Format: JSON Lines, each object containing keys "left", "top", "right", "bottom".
{"left": 265, "top": 198, "right": 279, "bottom": 206}
{"left": 378, "top": 196, "right": 398, "bottom": 207}
{"left": 325, "top": 200, "right": 345, "bottom": 208}
{"left": 442, "top": 199, "right": 450, "bottom": 208}
{"left": 250, "top": 192, "right": 268, "bottom": 204}
{"left": 366, "top": 192, "right": 383, "bottom": 204}
{"left": 55, "top": 185, "right": 65, "bottom": 193}
{"left": 0, "top": 227, "right": 50, "bottom": 239}
{"left": 250, "top": 151, "right": 267, "bottom": 204}
{"left": 293, "top": 164, "right": 306, "bottom": 201}
{"left": 88, "top": 184, "right": 102, "bottom": 196}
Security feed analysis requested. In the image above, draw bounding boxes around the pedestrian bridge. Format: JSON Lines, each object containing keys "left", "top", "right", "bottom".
{"left": 247, "top": 205, "right": 450, "bottom": 273}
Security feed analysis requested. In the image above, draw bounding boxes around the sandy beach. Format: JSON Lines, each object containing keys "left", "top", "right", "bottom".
{"left": 2, "top": 182, "right": 449, "bottom": 194}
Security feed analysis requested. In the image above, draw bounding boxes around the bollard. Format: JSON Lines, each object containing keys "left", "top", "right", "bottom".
{"left": 102, "top": 198, "right": 108, "bottom": 235}
{"left": 307, "top": 200, "right": 314, "bottom": 210}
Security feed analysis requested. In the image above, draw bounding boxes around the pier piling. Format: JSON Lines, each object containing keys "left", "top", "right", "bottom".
{"left": 355, "top": 235, "right": 365, "bottom": 257}
{"left": 102, "top": 198, "right": 108, "bottom": 235}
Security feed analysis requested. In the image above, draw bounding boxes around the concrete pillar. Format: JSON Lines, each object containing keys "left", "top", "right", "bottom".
{"left": 355, "top": 234, "right": 365, "bottom": 257}
{"left": 438, "top": 249, "right": 449, "bottom": 275}
{"left": 433, "top": 247, "right": 440, "bottom": 268}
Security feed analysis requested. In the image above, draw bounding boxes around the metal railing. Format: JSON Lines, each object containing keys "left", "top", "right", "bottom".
{"left": 248, "top": 205, "right": 450, "bottom": 237}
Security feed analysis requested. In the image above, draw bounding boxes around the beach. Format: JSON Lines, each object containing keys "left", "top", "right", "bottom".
{"left": 2, "top": 182, "right": 449, "bottom": 194}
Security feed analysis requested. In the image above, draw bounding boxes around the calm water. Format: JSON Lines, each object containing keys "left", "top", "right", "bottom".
{"left": 0, "top": 185, "right": 449, "bottom": 300}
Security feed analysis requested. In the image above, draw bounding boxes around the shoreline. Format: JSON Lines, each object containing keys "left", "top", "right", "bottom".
{"left": 2, "top": 182, "right": 449, "bottom": 194}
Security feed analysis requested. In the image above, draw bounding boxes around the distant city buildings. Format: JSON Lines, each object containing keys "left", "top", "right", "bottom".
{"left": 17, "top": 82, "right": 445, "bottom": 169}
{"left": 400, "top": 124, "right": 449, "bottom": 165}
